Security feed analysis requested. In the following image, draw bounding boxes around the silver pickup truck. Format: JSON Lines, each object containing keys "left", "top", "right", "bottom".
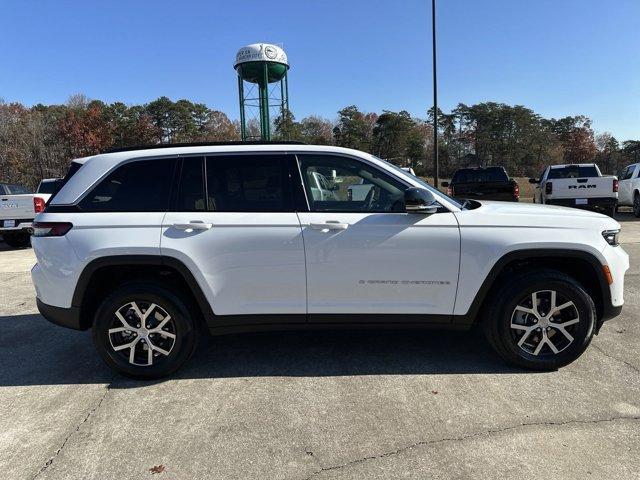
{"left": 0, "top": 183, "right": 52, "bottom": 248}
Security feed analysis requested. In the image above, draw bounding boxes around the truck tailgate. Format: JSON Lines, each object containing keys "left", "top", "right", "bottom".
{"left": 454, "top": 181, "right": 514, "bottom": 200}
{"left": 0, "top": 194, "right": 35, "bottom": 221}
{"left": 547, "top": 177, "right": 616, "bottom": 200}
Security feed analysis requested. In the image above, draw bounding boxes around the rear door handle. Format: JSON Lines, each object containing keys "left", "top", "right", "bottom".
{"left": 309, "top": 221, "right": 349, "bottom": 231}
{"left": 173, "top": 222, "right": 212, "bottom": 231}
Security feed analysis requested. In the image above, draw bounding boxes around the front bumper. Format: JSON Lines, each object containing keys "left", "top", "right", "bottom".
{"left": 36, "top": 298, "right": 85, "bottom": 330}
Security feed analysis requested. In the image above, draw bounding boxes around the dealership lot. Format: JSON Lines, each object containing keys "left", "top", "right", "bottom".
{"left": 1, "top": 214, "right": 638, "bottom": 480}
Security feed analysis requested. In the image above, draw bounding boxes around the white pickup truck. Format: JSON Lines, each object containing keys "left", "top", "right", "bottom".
{"left": 617, "top": 163, "right": 640, "bottom": 217}
{"left": 0, "top": 183, "right": 51, "bottom": 248}
{"left": 530, "top": 164, "right": 618, "bottom": 216}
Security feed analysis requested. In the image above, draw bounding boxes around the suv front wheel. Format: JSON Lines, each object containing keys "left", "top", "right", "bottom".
{"left": 484, "top": 270, "right": 596, "bottom": 370}
{"left": 92, "top": 283, "right": 198, "bottom": 379}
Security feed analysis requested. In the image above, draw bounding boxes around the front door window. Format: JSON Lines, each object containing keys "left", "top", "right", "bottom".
{"left": 298, "top": 154, "right": 406, "bottom": 213}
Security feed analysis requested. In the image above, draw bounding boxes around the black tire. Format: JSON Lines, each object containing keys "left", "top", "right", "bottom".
{"left": 634, "top": 193, "right": 640, "bottom": 218}
{"left": 2, "top": 231, "right": 31, "bottom": 248}
{"left": 483, "top": 269, "right": 596, "bottom": 371}
{"left": 92, "top": 283, "right": 199, "bottom": 379}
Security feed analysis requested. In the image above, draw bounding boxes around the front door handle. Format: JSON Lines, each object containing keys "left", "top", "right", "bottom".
{"left": 309, "top": 221, "right": 349, "bottom": 231}
{"left": 173, "top": 221, "right": 212, "bottom": 231}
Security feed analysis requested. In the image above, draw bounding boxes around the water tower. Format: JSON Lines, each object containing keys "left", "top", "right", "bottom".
{"left": 234, "top": 43, "right": 289, "bottom": 140}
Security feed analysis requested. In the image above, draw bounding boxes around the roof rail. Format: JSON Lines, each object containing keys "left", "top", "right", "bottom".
{"left": 103, "top": 140, "right": 307, "bottom": 154}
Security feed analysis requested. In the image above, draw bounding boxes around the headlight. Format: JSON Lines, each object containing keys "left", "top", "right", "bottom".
{"left": 602, "top": 229, "right": 620, "bottom": 246}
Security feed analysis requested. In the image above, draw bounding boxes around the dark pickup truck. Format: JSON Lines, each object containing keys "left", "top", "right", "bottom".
{"left": 442, "top": 166, "right": 519, "bottom": 202}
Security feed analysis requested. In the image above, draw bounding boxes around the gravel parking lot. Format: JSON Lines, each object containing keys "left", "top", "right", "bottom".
{"left": 1, "top": 214, "right": 638, "bottom": 480}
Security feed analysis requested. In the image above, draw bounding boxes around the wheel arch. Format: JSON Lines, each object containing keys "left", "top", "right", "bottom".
{"left": 459, "top": 249, "right": 611, "bottom": 328}
{"left": 72, "top": 255, "right": 214, "bottom": 330}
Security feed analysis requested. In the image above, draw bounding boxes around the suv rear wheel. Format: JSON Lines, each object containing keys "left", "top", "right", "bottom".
{"left": 483, "top": 270, "right": 596, "bottom": 370}
{"left": 92, "top": 283, "right": 198, "bottom": 379}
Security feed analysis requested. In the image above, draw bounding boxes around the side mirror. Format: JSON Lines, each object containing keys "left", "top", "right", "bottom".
{"left": 441, "top": 181, "right": 449, "bottom": 188}
{"left": 405, "top": 188, "right": 439, "bottom": 214}
{"left": 528, "top": 178, "right": 539, "bottom": 184}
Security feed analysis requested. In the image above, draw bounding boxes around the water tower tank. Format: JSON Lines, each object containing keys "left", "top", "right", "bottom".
{"left": 234, "top": 43, "right": 290, "bottom": 140}
{"left": 234, "top": 43, "right": 289, "bottom": 84}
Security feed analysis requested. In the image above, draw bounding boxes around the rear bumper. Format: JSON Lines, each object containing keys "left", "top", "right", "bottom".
{"left": 36, "top": 298, "right": 85, "bottom": 330}
{"left": 0, "top": 219, "right": 34, "bottom": 232}
{"left": 546, "top": 197, "right": 617, "bottom": 210}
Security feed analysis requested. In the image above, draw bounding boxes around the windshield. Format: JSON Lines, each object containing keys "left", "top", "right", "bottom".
{"left": 548, "top": 165, "right": 599, "bottom": 179}
{"left": 380, "top": 158, "right": 464, "bottom": 209}
{"left": 452, "top": 167, "right": 508, "bottom": 183}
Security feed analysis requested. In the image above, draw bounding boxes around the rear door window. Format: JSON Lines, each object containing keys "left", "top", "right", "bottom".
{"left": 205, "top": 154, "right": 293, "bottom": 212}
{"left": 175, "top": 157, "right": 206, "bottom": 211}
{"left": 80, "top": 158, "right": 175, "bottom": 212}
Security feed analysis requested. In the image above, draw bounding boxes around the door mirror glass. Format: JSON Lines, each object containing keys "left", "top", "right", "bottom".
{"left": 441, "top": 181, "right": 449, "bottom": 188}
{"left": 404, "top": 188, "right": 439, "bottom": 214}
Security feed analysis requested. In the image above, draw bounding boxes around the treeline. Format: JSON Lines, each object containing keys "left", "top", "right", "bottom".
{"left": 1, "top": 95, "right": 639, "bottom": 189}
{"left": 277, "top": 103, "right": 640, "bottom": 178}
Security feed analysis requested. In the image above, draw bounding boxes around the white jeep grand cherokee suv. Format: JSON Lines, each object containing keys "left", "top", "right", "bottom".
{"left": 31, "top": 143, "right": 629, "bottom": 378}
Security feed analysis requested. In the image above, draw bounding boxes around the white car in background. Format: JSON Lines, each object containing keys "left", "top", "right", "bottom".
{"left": 617, "top": 163, "right": 640, "bottom": 217}
{"left": 0, "top": 183, "right": 51, "bottom": 248}
{"left": 530, "top": 163, "right": 618, "bottom": 216}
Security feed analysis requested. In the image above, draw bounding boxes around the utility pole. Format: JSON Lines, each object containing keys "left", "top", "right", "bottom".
{"left": 431, "top": 0, "right": 439, "bottom": 190}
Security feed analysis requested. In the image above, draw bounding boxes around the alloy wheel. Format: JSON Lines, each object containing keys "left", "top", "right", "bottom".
{"left": 108, "top": 301, "right": 177, "bottom": 366}
{"left": 510, "top": 290, "right": 579, "bottom": 356}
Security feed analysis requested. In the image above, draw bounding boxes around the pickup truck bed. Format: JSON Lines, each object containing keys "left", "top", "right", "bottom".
{"left": 446, "top": 166, "right": 519, "bottom": 202}
{"left": 533, "top": 164, "right": 618, "bottom": 215}
{"left": 0, "top": 190, "right": 50, "bottom": 247}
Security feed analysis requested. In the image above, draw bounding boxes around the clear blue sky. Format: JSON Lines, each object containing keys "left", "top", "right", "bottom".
{"left": 1, "top": 0, "right": 638, "bottom": 140}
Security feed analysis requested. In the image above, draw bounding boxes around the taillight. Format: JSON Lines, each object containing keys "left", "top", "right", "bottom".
{"left": 447, "top": 186, "right": 453, "bottom": 196}
{"left": 613, "top": 179, "right": 619, "bottom": 193}
{"left": 545, "top": 182, "right": 553, "bottom": 195}
{"left": 513, "top": 183, "right": 520, "bottom": 200}
{"left": 33, "top": 196, "right": 46, "bottom": 213}
{"left": 31, "top": 222, "right": 73, "bottom": 237}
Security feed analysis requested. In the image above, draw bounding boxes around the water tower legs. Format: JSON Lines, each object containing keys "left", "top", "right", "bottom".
{"left": 259, "top": 62, "right": 271, "bottom": 140}
{"left": 237, "top": 76, "right": 247, "bottom": 141}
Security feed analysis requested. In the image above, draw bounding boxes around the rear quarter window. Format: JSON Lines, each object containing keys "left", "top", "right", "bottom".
{"left": 79, "top": 158, "right": 175, "bottom": 212}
